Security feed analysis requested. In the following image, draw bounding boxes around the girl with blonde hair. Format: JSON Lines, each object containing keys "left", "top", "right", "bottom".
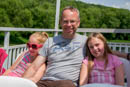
{"left": 3, "top": 32, "right": 48, "bottom": 83}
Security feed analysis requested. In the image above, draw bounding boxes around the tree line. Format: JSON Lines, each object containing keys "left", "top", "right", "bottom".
{"left": 0, "top": 0, "right": 130, "bottom": 45}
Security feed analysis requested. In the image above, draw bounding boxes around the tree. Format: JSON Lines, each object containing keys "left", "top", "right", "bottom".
{"left": 13, "top": 9, "right": 33, "bottom": 28}
{"left": 0, "top": 8, "right": 12, "bottom": 27}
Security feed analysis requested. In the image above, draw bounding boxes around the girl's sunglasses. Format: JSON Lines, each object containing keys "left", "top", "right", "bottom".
{"left": 27, "top": 43, "right": 43, "bottom": 49}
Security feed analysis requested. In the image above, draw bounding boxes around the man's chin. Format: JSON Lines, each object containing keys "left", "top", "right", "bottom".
{"left": 67, "top": 31, "right": 75, "bottom": 35}
{"left": 67, "top": 33, "right": 75, "bottom": 36}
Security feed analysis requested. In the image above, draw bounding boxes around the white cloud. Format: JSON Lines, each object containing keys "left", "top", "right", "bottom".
{"left": 112, "top": 5, "right": 120, "bottom": 8}
{"left": 124, "top": 2, "right": 130, "bottom": 10}
{"left": 80, "top": 0, "right": 130, "bottom": 10}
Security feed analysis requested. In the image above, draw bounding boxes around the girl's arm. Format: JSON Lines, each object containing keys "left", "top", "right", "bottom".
{"left": 3, "top": 52, "right": 25, "bottom": 75}
{"left": 3, "top": 59, "right": 20, "bottom": 75}
{"left": 79, "top": 63, "right": 89, "bottom": 86}
{"left": 25, "top": 63, "right": 46, "bottom": 83}
{"left": 22, "top": 55, "right": 46, "bottom": 79}
{"left": 115, "top": 64, "right": 124, "bottom": 86}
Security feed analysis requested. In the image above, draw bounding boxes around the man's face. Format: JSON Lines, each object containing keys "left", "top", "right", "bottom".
{"left": 60, "top": 9, "right": 80, "bottom": 38}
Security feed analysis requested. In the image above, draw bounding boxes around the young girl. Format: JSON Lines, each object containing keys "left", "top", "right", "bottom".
{"left": 80, "top": 32, "right": 124, "bottom": 86}
{"left": 3, "top": 32, "right": 48, "bottom": 83}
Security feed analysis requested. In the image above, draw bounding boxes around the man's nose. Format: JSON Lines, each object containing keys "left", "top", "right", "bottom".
{"left": 67, "top": 21, "right": 72, "bottom": 26}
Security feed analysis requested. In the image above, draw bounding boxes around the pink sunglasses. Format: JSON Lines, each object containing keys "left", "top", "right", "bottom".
{"left": 27, "top": 43, "right": 43, "bottom": 49}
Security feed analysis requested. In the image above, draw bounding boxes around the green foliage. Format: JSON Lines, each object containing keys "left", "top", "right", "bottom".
{"left": 80, "top": 7, "right": 102, "bottom": 28}
{"left": 13, "top": 9, "right": 33, "bottom": 27}
{"left": 0, "top": 32, "right": 4, "bottom": 46}
{"left": 0, "top": 0, "right": 130, "bottom": 44}
{"left": 0, "top": 8, "right": 12, "bottom": 27}
{"left": 31, "top": 4, "right": 55, "bottom": 28}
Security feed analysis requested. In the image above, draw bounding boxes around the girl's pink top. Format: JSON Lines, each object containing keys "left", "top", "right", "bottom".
{"left": 83, "top": 54, "right": 122, "bottom": 84}
{"left": 8, "top": 51, "right": 32, "bottom": 77}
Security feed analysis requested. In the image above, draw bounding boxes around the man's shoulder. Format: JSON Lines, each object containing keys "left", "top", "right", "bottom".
{"left": 48, "top": 35, "right": 61, "bottom": 40}
{"left": 76, "top": 33, "right": 87, "bottom": 38}
{"left": 76, "top": 33, "right": 87, "bottom": 41}
{"left": 46, "top": 35, "right": 62, "bottom": 44}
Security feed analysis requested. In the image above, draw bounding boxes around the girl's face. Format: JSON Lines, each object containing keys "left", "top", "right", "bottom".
{"left": 88, "top": 37, "right": 105, "bottom": 59}
{"left": 27, "top": 36, "right": 42, "bottom": 57}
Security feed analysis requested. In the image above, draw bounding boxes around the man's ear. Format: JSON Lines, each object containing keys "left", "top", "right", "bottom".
{"left": 59, "top": 19, "right": 62, "bottom": 29}
{"left": 59, "top": 19, "right": 62, "bottom": 25}
{"left": 77, "top": 20, "right": 80, "bottom": 27}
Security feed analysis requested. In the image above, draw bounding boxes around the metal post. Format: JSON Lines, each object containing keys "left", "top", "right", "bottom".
{"left": 54, "top": 0, "right": 61, "bottom": 36}
{"left": 4, "top": 31, "right": 10, "bottom": 49}
{"left": 84, "top": 32, "right": 86, "bottom": 36}
{"left": 3, "top": 31, "right": 10, "bottom": 69}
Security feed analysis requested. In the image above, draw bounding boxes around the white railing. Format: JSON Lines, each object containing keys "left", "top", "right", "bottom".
{"left": 1, "top": 27, "right": 130, "bottom": 69}
{"left": 3, "top": 44, "right": 27, "bottom": 69}
{"left": 1, "top": 27, "right": 130, "bottom": 49}
{"left": 108, "top": 42, "right": 130, "bottom": 53}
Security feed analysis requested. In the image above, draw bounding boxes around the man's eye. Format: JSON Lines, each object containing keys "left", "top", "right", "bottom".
{"left": 70, "top": 20, "right": 75, "bottom": 23}
{"left": 63, "top": 21, "right": 68, "bottom": 23}
{"left": 63, "top": 20, "right": 77, "bottom": 24}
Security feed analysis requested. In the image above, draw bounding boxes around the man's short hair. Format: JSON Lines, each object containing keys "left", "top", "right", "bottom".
{"left": 60, "top": 6, "right": 80, "bottom": 20}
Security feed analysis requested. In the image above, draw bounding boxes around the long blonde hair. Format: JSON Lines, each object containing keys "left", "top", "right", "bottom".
{"left": 86, "top": 32, "right": 112, "bottom": 69}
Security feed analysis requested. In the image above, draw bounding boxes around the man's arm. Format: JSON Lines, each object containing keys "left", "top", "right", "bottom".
{"left": 112, "top": 51, "right": 129, "bottom": 60}
{"left": 22, "top": 55, "right": 46, "bottom": 79}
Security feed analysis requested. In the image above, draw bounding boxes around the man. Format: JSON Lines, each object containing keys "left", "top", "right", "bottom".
{"left": 23, "top": 6, "right": 87, "bottom": 87}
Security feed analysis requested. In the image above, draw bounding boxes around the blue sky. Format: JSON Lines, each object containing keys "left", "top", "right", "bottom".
{"left": 80, "top": 0, "right": 130, "bottom": 10}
